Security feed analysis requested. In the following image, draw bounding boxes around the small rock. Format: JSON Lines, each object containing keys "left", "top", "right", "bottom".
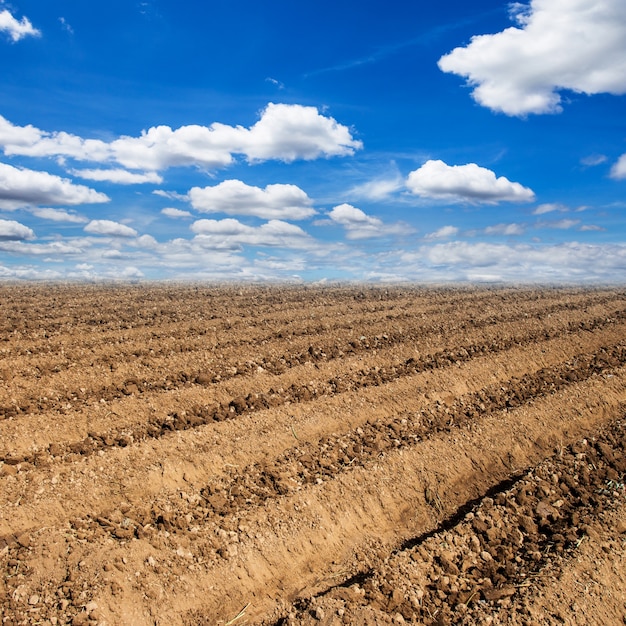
{"left": 84, "top": 601, "right": 98, "bottom": 614}
{"left": 28, "top": 594, "right": 40, "bottom": 605}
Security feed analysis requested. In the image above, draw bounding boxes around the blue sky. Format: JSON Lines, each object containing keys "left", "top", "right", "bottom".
{"left": 0, "top": 0, "right": 625, "bottom": 282}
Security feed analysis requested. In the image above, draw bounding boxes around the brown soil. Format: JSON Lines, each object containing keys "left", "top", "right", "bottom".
{"left": 0, "top": 284, "right": 625, "bottom": 626}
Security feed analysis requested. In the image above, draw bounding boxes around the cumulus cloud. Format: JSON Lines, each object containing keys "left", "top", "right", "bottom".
{"left": 84, "top": 220, "right": 138, "bottom": 237}
{"left": 70, "top": 168, "right": 163, "bottom": 184}
{"left": 424, "top": 225, "right": 459, "bottom": 240}
{"left": 0, "top": 219, "right": 34, "bottom": 241}
{"left": 406, "top": 160, "right": 535, "bottom": 203}
{"left": 134, "top": 234, "right": 158, "bottom": 248}
{"left": 30, "top": 207, "right": 88, "bottom": 223}
{"left": 0, "top": 9, "right": 40, "bottom": 42}
{"left": 0, "top": 116, "right": 111, "bottom": 162}
{"left": 161, "top": 207, "right": 192, "bottom": 218}
{"left": 327, "top": 203, "right": 409, "bottom": 240}
{"left": 0, "top": 103, "right": 361, "bottom": 173}
{"left": 610, "top": 154, "right": 626, "bottom": 180}
{"left": 191, "top": 218, "right": 313, "bottom": 248}
{"left": 189, "top": 179, "right": 316, "bottom": 220}
{"left": 438, "top": 0, "right": 626, "bottom": 116}
{"left": 239, "top": 103, "right": 362, "bottom": 162}
{"left": 0, "top": 162, "right": 109, "bottom": 209}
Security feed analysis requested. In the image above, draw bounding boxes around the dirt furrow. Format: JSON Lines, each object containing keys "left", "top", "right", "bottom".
{"left": 2, "top": 361, "right": 625, "bottom": 624}
{"left": 27, "top": 342, "right": 622, "bottom": 555}
{"left": 273, "top": 417, "right": 626, "bottom": 625}
{"left": 2, "top": 291, "right": 623, "bottom": 415}
{"left": 1, "top": 287, "right": 617, "bottom": 369}
{"left": 3, "top": 288, "right": 624, "bottom": 398}
{"left": 2, "top": 286, "right": 626, "bottom": 626}
{"left": 2, "top": 311, "right": 624, "bottom": 465}
{"left": 1, "top": 322, "right": 624, "bottom": 537}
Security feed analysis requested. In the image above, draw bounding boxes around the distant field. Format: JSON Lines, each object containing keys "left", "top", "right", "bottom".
{"left": 1, "top": 284, "right": 625, "bottom": 625}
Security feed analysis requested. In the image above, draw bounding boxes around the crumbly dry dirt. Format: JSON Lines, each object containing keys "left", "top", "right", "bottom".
{"left": 0, "top": 284, "right": 625, "bottom": 626}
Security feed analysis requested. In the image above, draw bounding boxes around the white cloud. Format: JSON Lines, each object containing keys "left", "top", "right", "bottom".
{"left": 0, "top": 240, "right": 83, "bottom": 256}
{"left": 0, "top": 9, "right": 40, "bottom": 42}
{"left": 70, "top": 168, "right": 163, "bottom": 184}
{"left": 0, "top": 103, "right": 361, "bottom": 172}
{"left": 0, "top": 115, "right": 42, "bottom": 147}
{"left": 58, "top": 17, "right": 74, "bottom": 35}
{"left": 0, "top": 117, "right": 112, "bottom": 162}
{"left": 0, "top": 162, "right": 109, "bottom": 209}
{"left": 535, "top": 218, "right": 580, "bottom": 230}
{"left": 30, "top": 207, "right": 88, "bottom": 223}
{"left": 438, "top": 0, "right": 626, "bottom": 116}
{"left": 424, "top": 225, "right": 459, "bottom": 240}
{"left": 610, "top": 154, "right": 626, "bottom": 180}
{"left": 533, "top": 202, "right": 568, "bottom": 215}
{"left": 109, "top": 124, "right": 235, "bottom": 170}
{"left": 161, "top": 207, "right": 192, "bottom": 218}
{"left": 581, "top": 154, "right": 608, "bottom": 167}
{"left": 153, "top": 189, "right": 189, "bottom": 201}
{"left": 265, "top": 77, "right": 285, "bottom": 90}
{"left": 406, "top": 160, "right": 535, "bottom": 203}
{"left": 189, "top": 179, "right": 316, "bottom": 220}
{"left": 0, "top": 219, "right": 34, "bottom": 241}
{"left": 409, "top": 241, "right": 626, "bottom": 282}
{"left": 349, "top": 176, "right": 404, "bottom": 201}
{"left": 0, "top": 264, "right": 64, "bottom": 279}
{"left": 84, "top": 220, "right": 138, "bottom": 237}
{"left": 580, "top": 224, "right": 605, "bottom": 232}
{"left": 134, "top": 234, "right": 158, "bottom": 248}
{"left": 239, "top": 103, "right": 362, "bottom": 162}
{"left": 484, "top": 223, "right": 526, "bottom": 236}
{"left": 327, "top": 203, "right": 409, "bottom": 240}
{"left": 191, "top": 218, "right": 313, "bottom": 248}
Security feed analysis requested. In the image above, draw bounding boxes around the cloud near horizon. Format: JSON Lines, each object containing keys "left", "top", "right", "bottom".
{"left": 0, "top": 218, "right": 35, "bottom": 241}
{"left": 438, "top": 0, "right": 626, "bottom": 116}
{"left": 406, "top": 160, "right": 535, "bottom": 204}
{"left": 0, "top": 162, "right": 109, "bottom": 210}
{"left": 327, "top": 203, "right": 408, "bottom": 240}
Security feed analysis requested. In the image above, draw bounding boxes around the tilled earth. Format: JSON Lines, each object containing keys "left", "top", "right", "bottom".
{"left": 0, "top": 284, "right": 625, "bottom": 625}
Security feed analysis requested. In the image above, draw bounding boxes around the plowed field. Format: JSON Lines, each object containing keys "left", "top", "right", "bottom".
{"left": 1, "top": 284, "right": 625, "bottom": 626}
